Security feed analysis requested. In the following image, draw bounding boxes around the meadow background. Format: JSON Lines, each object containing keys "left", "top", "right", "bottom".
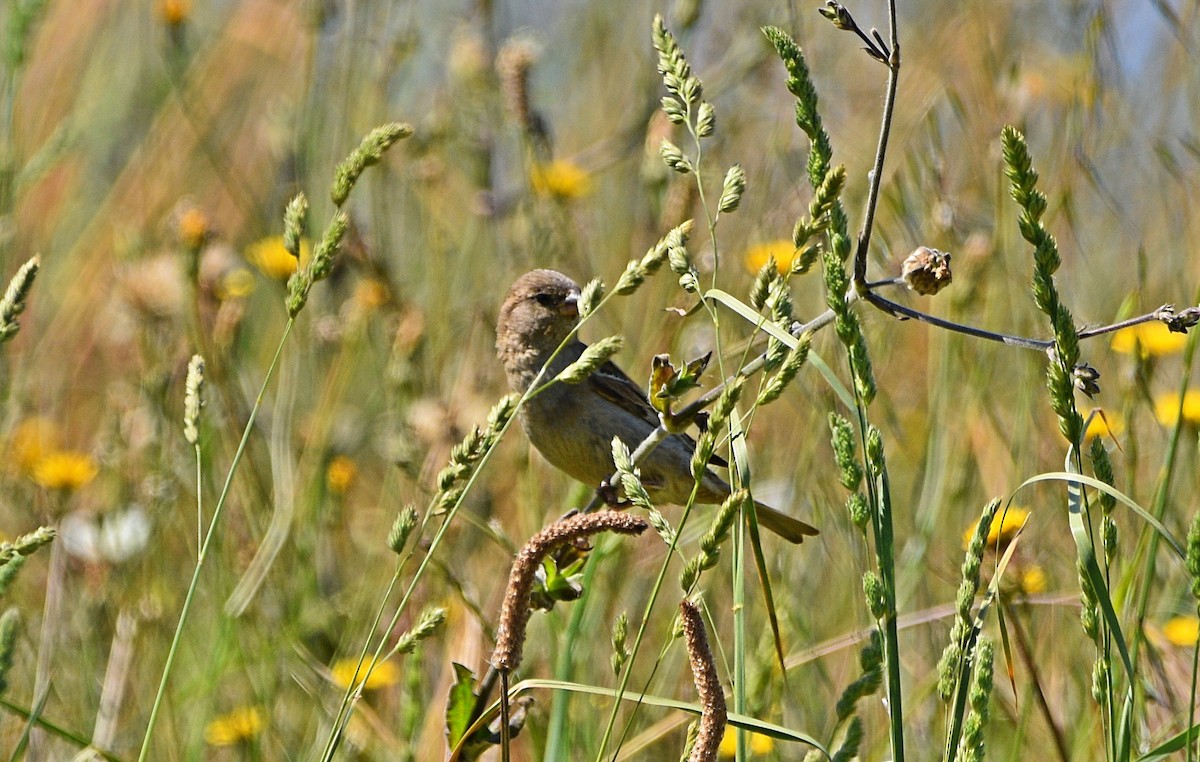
{"left": 0, "top": 0, "right": 1199, "bottom": 759}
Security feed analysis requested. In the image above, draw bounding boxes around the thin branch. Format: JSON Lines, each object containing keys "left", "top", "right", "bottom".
{"left": 864, "top": 291, "right": 1200, "bottom": 351}
{"left": 852, "top": 2, "right": 901, "bottom": 287}
{"left": 864, "top": 292, "right": 1050, "bottom": 350}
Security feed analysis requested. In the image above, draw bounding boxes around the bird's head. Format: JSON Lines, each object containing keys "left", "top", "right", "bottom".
{"left": 496, "top": 269, "right": 582, "bottom": 362}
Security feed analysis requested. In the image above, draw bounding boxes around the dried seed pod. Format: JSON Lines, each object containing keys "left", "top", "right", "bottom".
{"left": 901, "top": 246, "right": 953, "bottom": 296}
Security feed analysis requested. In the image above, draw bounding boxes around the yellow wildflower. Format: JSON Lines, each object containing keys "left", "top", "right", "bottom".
{"left": 1163, "top": 616, "right": 1200, "bottom": 647}
{"left": 719, "top": 727, "right": 775, "bottom": 757}
{"left": 743, "top": 240, "right": 796, "bottom": 276}
{"left": 963, "top": 506, "right": 1030, "bottom": 550}
{"left": 330, "top": 658, "right": 401, "bottom": 691}
{"left": 1083, "top": 411, "right": 1123, "bottom": 441}
{"left": 9, "top": 417, "right": 60, "bottom": 474}
{"left": 530, "top": 160, "right": 592, "bottom": 200}
{"left": 245, "top": 236, "right": 311, "bottom": 280}
{"left": 1018, "top": 564, "right": 1047, "bottom": 595}
{"left": 1153, "top": 390, "right": 1200, "bottom": 427}
{"left": 204, "top": 706, "right": 264, "bottom": 746}
{"left": 31, "top": 451, "right": 98, "bottom": 491}
{"left": 177, "top": 206, "right": 209, "bottom": 250}
{"left": 157, "top": 0, "right": 192, "bottom": 26}
{"left": 1111, "top": 322, "right": 1187, "bottom": 357}
{"left": 326, "top": 456, "right": 357, "bottom": 494}
{"left": 217, "top": 268, "right": 256, "bottom": 301}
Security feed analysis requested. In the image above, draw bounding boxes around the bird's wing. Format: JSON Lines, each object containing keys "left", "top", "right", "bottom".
{"left": 588, "top": 360, "right": 659, "bottom": 426}
{"left": 587, "top": 359, "right": 728, "bottom": 468}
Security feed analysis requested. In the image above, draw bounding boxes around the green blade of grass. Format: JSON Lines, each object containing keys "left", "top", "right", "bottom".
{"left": 729, "top": 408, "right": 787, "bottom": 673}
{"left": 448, "top": 677, "right": 826, "bottom": 760}
{"left": 1014, "top": 471, "right": 1184, "bottom": 560}
{"left": 1063, "top": 453, "right": 1134, "bottom": 759}
{"left": 704, "top": 287, "right": 854, "bottom": 410}
{"left": 1136, "top": 725, "right": 1200, "bottom": 762}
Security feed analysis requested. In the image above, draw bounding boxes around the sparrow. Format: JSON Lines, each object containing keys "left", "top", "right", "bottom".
{"left": 495, "top": 269, "right": 818, "bottom": 544}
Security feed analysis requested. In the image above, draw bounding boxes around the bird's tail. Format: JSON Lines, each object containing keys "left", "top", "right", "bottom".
{"left": 754, "top": 501, "right": 819, "bottom": 544}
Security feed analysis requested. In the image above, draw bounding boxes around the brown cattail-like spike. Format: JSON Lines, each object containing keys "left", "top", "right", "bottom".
{"left": 679, "top": 600, "right": 726, "bottom": 762}
{"left": 492, "top": 512, "right": 648, "bottom": 672}
{"left": 496, "top": 38, "right": 538, "bottom": 133}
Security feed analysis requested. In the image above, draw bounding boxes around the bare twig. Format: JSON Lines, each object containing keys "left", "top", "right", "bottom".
{"left": 852, "top": 0, "right": 901, "bottom": 288}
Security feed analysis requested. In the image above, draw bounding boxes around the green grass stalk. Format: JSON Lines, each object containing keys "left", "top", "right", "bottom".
{"left": 1126, "top": 300, "right": 1199, "bottom": 665}
{"left": 594, "top": 482, "right": 703, "bottom": 760}
{"left": 544, "top": 537, "right": 613, "bottom": 756}
{"left": 137, "top": 318, "right": 294, "bottom": 761}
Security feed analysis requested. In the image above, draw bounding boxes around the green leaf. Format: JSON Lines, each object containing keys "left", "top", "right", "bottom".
{"left": 445, "top": 663, "right": 479, "bottom": 748}
{"left": 648, "top": 353, "right": 711, "bottom": 417}
{"left": 542, "top": 557, "right": 584, "bottom": 598}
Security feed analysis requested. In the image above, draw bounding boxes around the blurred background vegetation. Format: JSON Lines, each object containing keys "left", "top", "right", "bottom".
{"left": 0, "top": 0, "right": 1198, "bottom": 758}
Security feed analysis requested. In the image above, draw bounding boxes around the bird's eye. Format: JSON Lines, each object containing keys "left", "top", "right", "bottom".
{"left": 534, "top": 292, "right": 560, "bottom": 307}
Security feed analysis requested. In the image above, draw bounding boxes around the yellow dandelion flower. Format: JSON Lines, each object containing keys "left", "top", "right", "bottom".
{"left": 245, "top": 236, "right": 311, "bottom": 280}
{"left": 157, "top": 0, "right": 192, "bottom": 26}
{"left": 963, "top": 506, "right": 1030, "bottom": 550}
{"left": 1111, "top": 322, "right": 1187, "bottom": 357}
{"left": 330, "top": 658, "right": 401, "bottom": 691}
{"left": 178, "top": 206, "right": 209, "bottom": 250}
{"left": 1153, "top": 390, "right": 1200, "bottom": 427}
{"left": 530, "top": 160, "right": 592, "bottom": 200}
{"left": 1083, "top": 411, "right": 1123, "bottom": 441}
{"left": 326, "top": 456, "right": 357, "bottom": 494}
{"left": 1018, "top": 564, "right": 1048, "bottom": 595}
{"left": 719, "top": 727, "right": 775, "bottom": 757}
{"left": 743, "top": 240, "right": 796, "bottom": 276}
{"left": 217, "top": 268, "right": 256, "bottom": 301}
{"left": 204, "top": 706, "right": 264, "bottom": 747}
{"left": 1163, "top": 616, "right": 1200, "bottom": 647}
{"left": 32, "top": 451, "right": 98, "bottom": 491}
{"left": 8, "top": 417, "right": 60, "bottom": 475}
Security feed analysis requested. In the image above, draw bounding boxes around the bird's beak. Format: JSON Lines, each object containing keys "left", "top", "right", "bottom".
{"left": 561, "top": 289, "right": 580, "bottom": 317}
